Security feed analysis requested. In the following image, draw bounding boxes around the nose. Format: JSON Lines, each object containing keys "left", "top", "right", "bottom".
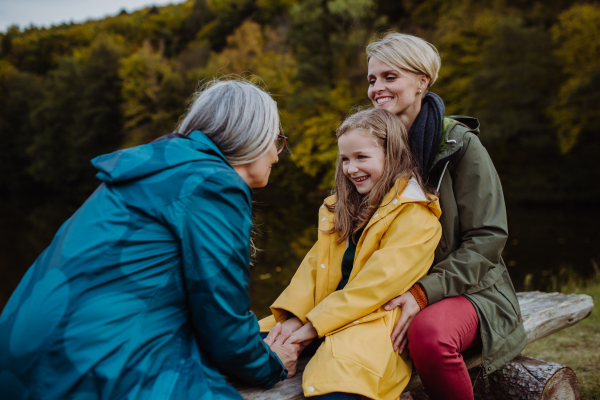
{"left": 372, "top": 78, "right": 385, "bottom": 92}
{"left": 347, "top": 161, "right": 359, "bottom": 175}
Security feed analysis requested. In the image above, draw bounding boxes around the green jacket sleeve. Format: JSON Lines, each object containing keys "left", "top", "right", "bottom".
{"left": 418, "top": 134, "right": 509, "bottom": 305}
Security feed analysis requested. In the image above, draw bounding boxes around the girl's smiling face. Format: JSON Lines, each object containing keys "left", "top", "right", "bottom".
{"left": 338, "top": 129, "right": 385, "bottom": 195}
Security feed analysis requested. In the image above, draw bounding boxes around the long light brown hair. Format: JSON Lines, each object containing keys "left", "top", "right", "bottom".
{"left": 327, "top": 108, "right": 426, "bottom": 244}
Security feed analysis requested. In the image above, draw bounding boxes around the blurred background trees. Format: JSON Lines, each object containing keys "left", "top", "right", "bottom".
{"left": 0, "top": 0, "right": 599, "bottom": 313}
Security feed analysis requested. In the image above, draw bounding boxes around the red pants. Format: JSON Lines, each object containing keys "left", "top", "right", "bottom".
{"left": 407, "top": 295, "right": 481, "bottom": 400}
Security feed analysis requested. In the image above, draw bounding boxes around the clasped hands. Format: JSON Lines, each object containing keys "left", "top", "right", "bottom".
{"left": 264, "top": 291, "right": 419, "bottom": 377}
{"left": 262, "top": 317, "right": 317, "bottom": 377}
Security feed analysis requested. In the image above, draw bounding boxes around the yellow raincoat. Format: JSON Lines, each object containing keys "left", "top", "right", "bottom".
{"left": 259, "top": 178, "right": 442, "bottom": 400}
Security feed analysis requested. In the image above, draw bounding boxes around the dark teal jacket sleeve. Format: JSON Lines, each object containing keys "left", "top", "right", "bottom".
{"left": 179, "top": 170, "right": 285, "bottom": 387}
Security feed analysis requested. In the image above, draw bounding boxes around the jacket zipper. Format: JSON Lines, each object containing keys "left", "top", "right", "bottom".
{"left": 480, "top": 350, "right": 490, "bottom": 388}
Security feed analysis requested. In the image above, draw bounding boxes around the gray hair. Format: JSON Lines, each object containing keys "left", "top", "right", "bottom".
{"left": 177, "top": 78, "right": 279, "bottom": 165}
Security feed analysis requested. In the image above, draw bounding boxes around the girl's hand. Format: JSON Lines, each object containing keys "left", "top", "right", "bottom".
{"left": 281, "top": 317, "right": 303, "bottom": 334}
{"left": 385, "top": 291, "right": 421, "bottom": 354}
{"left": 285, "top": 321, "right": 318, "bottom": 347}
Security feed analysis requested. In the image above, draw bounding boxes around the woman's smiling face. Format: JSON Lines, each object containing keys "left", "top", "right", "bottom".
{"left": 367, "top": 56, "right": 426, "bottom": 117}
{"left": 338, "top": 129, "right": 385, "bottom": 195}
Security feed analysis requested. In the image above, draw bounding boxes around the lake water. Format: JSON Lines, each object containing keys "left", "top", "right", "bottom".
{"left": 1, "top": 190, "right": 598, "bottom": 319}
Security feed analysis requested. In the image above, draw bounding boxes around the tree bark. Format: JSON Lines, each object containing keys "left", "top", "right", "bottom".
{"left": 228, "top": 358, "right": 309, "bottom": 400}
{"left": 406, "top": 355, "right": 580, "bottom": 400}
{"left": 474, "top": 355, "right": 580, "bottom": 400}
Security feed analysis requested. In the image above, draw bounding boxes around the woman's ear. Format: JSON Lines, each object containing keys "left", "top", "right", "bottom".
{"left": 419, "top": 75, "right": 430, "bottom": 90}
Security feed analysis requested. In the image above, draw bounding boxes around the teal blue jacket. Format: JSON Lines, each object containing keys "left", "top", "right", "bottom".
{"left": 0, "top": 131, "right": 285, "bottom": 399}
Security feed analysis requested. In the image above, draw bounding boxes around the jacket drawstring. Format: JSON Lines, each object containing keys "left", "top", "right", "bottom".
{"left": 436, "top": 161, "right": 450, "bottom": 192}
{"left": 435, "top": 137, "right": 457, "bottom": 192}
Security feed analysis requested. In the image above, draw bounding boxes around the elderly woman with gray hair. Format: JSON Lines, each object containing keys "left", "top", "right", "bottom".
{"left": 0, "top": 79, "right": 299, "bottom": 400}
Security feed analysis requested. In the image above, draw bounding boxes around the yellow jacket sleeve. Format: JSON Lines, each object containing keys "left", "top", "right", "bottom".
{"left": 269, "top": 241, "right": 318, "bottom": 324}
{"left": 306, "top": 203, "right": 442, "bottom": 337}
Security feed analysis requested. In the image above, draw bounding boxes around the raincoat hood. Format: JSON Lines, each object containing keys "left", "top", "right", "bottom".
{"left": 92, "top": 131, "right": 230, "bottom": 184}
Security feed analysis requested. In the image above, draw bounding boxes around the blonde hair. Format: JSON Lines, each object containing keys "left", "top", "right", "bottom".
{"left": 327, "top": 108, "right": 425, "bottom": 244}
{"left": 366, "top": 32, "right": 441, "bottom": 88}
{"left": 177, "top": 78, "right": 279, "bottom": 165}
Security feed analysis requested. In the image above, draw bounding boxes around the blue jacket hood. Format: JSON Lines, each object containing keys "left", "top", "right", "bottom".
{"left": 92, "top": 131, "right": 231, "bottom": 183}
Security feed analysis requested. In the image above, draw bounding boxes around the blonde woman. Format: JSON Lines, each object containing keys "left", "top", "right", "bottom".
{"left": 260, "top": 108, "right": 442, "bottom": 399}
{"left": 366, "top": 32, "right": 526, "bottom": 399}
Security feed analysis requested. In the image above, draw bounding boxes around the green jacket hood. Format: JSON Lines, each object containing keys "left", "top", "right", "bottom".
{"left": 447, "top": 115, "right": 480, "bottom": 134}
{"left": 429, "top": 116, "right": 481, "bottom": 176}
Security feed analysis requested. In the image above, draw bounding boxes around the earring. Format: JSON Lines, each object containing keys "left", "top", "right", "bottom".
{"left": 418, "top": 90, "right": 422, "bottom": 94}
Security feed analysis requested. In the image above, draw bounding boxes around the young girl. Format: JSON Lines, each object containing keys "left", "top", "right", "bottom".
{"left": 259, "top": 108, "right": 442, "bottom": 400}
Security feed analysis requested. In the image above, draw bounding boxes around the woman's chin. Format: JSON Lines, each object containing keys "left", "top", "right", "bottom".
{"left": 252, "top": 181, "right": 269, "bottom": 189}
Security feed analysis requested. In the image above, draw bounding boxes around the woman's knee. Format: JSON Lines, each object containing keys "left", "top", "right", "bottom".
{"left": 407, "top": 313, "right": 450, "bottom": 360}
{"left": 408, "top": 312, "right": 444, "bottom": 344}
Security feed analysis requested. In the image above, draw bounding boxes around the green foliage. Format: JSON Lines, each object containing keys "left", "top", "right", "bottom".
{"left": 467, "top": 17, "right": 558, "bottom": 140}
{"left": 288, "top": 0, "right": 334, "bottom": 86}
{"left": 432, "top": 7, "right": 499, "bottom": 115}
{"left": 0, "top": 65, "right": 42, "bottom": 196}
{"left": 27, "top": 57, "right": 86, "bottom": 189}
{"left": 0, "top": 0, "right": 598, "bottom": 204}
{"left": 549, "top": 3, "right": 600, "bottom": 154}
{"left": 204, "top": 0, "right": 256, "bottom": 51}
{"left": 119, "top": 42, "right": 187, "bottom": 147}
{"left": 180, "top": 0, "right": 215, "bottom": 47}
{"left": 74, "top": 35, "right": 126, "bottom": 190}
{"left": 328, "top": 0, "right": 374, "bottom": 19}
{"left": 24, "top": 35, "right": 126, "bottom": 194}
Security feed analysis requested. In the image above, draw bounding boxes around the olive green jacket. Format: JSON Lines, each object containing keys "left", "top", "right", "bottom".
{"left": 418, "top": 116, "right": 527, "bottom": 377}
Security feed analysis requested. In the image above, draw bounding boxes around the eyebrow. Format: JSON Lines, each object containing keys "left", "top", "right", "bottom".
{"left": 339, "top": 149, "right": 374, "bottom": 157}
{"left": 367, "top": 70, "right": 398, "bottom": 79}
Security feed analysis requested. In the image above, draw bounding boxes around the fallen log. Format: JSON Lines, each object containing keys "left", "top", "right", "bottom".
{"left": 231, "top": 291, "right": 593, "bottom": 399}
{"left": 234, "top": 358, "right": 310, "bottom": 400}
{"left": 473, "top": 354, "right": 579, "bottom": 400}
{"left": 407, "top": 354, "right": 580, "bottom": 400}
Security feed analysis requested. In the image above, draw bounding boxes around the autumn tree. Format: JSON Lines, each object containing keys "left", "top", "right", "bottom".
{"left": 120, "top": 41, "right": 187, "bottom": 147}
{"left": 549, "top": 3, "right": 600, "bottom": 154}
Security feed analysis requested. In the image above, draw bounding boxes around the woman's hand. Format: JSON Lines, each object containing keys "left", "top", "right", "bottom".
{"left": 285, "top": 321, "right": 318, "bottom": 348}
{"left": 263, "top": 323, "right": 302, "bottom": 377}
{"left": 385, "top": 291, "right": 421, "bottom": 354}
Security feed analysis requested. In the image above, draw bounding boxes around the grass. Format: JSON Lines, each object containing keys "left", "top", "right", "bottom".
{"left": 523, "top": 279, "right": 600, "bottom": 399}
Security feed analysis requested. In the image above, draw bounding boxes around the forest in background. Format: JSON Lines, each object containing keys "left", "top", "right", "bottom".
{"left": 1, "top": 0, "right": 599, "bottom": 311}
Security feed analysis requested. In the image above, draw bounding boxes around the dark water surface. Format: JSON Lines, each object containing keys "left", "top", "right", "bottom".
{"left": 1, "top": 190, "right": 598, "bottom": 319}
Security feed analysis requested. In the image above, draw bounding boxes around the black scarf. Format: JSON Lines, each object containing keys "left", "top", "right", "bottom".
{"left": 407, "top": 92, "right": 445, "bottom": 178}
